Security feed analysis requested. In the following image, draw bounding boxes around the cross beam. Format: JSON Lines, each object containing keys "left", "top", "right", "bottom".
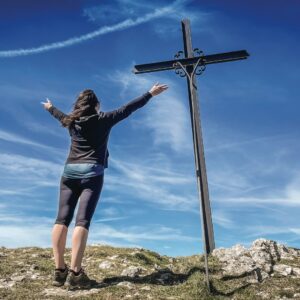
{"left": 133, "top": 50, "right": 249, "bottom": 74}
{"left": 133, "top": 19, "right": 249, "bottom": 293}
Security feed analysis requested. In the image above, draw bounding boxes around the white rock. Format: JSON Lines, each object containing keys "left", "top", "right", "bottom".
{"left": 99, "top": 260, "right": 113, "bottom": 269}
{"left": 30, "top": 274, "right": 40, "bottom": 280}
{"left": 260, "top": 270, "right": 270, "bottom": 281}
{"left": 211, "top": 239, "right": 299, "bottom": 281}
{"left": 108, "top": 255, "right": 119, "bottom": 260}
{"left": 256, "top": 291, "right": 270, "bottom": 299}
{"left": 293, "top": 293, "right": 300, "bottom": 298}
{"left": 273, "top": 264, "right": 293, "bottom": 276}
{"left": 250, "top": 239, "right": 280, "bottom": 273}
{"left": 117, "top": 281, "right": 134, "bottom": 289}
{"left": 140, "top": 285, "right": 151, "bottom": 291}
{"left": 10, "top": 275, "right": 26, "bottom": 282}
{"left": 292, "top": 267, "right": 300, "bottom": 277}
{"left": 0, "top": 279, "right": 15, "bottom": 289}
{"left": 121, "top": 266, "right": 143, "bottom": 277}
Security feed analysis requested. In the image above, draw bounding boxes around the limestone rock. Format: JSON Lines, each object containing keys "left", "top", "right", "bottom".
{"left": 273, "top": 264, "right": 293, "bottom": 276}
{"left": 292, "top": 267, "right": 300, "bottom": 277}
{"left": 250, "top": 239, "right": 280, "bottom": 273}
{"left": 116, "top": 281, "right": 134, "bottom": 289}
{"left": 121, "top": 266, "right": 143, "bottom": 277}
{"left": 99, "top": 260, "right": 114, "bottom": 269}
{"left": 212, "top": 238, "right": 300, "bottom": 282}
{"left": 10, "top": 274, "right": 26, "bottom": 282}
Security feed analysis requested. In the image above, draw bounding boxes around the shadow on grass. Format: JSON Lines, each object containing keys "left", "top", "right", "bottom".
{"left": 210, "top": 281, "right": 251, "bottom": 297}
{"left": 71, "top": 266, "right": 207, "bottom": 291}
{"left": 67, "top": 266, "right": 253, "bottom": 297}
{"left": 102, "top": 266, "right": 205, "bottom": 286}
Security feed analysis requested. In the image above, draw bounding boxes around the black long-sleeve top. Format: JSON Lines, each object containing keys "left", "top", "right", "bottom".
{"left": 47, "top": 91, "right": 153, "bottom": 168}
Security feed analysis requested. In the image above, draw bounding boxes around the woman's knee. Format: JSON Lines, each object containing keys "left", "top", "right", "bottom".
{"left": 75, "top": 220, "right": 90, "bottom": 230}
{"left": 55, "top": 218, "right": 72, "bottom": 228}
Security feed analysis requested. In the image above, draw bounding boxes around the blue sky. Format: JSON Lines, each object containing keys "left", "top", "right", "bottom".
{"left": 0, "top": 0, "right": 299, "bottom": 257}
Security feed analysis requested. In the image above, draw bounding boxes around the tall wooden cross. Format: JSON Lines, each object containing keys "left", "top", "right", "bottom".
{"left": 133, "top": 19, "right": 249, "bottom": 291}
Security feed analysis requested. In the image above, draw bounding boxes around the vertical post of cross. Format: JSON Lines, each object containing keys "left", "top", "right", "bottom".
{"left": 181, "top": 19, "right": 215, "bottom": 289}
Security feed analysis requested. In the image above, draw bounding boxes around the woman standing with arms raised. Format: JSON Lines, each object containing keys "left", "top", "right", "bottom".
{"left": 41, "top": 83, "right": 168, "bottom": 290}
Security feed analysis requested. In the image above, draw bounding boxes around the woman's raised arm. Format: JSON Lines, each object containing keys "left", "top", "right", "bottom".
{"left": 41, "top": 98, "right": 68, "bottom": 123}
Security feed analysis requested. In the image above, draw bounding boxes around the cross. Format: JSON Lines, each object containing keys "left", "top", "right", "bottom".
{"left": 133, "top": 19, "right": 249, "bottom": 292}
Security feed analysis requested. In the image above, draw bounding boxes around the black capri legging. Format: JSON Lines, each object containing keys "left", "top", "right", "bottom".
{"left": 54, "top": 174, "right": 104, "bottom": 230}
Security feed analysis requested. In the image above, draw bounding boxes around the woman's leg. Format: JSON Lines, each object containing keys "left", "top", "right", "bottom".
{"left": 52, "top": 224, "right": 68, "bottom": 269}
{"left": 70, "top": 174, "right": 104, "bottom": 272}
{"left": 52, "top": 176, "right": 80, "bottom": 269}
{"left": 70, "top": 226, "right": 89, "bottom": 272}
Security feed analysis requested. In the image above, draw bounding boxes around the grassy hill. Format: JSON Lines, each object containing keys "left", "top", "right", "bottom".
{"left": 0, "top": 239, "right": 299, "bottom": 299}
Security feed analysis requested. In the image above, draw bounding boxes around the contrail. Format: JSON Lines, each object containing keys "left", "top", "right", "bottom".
{"left": 0, "top": 0, "right": 183, "bottom": 58}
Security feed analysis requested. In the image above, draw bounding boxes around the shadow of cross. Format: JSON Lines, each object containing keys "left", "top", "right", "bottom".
{"left": 132, "top": 18, "right": 250, "bottom": 293}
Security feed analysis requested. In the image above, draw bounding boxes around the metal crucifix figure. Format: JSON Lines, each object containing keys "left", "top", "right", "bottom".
{"left": 133, "top": 19, "right": 249, "bottom": 292}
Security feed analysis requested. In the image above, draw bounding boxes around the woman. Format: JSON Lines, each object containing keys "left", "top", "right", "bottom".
{"left": 41, "top": 82, "right": 168, "bottom": 290}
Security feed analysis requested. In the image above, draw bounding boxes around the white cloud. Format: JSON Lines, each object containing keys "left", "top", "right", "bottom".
{"left": 0, "top": 0, "right": 185, "bottom": 57}
{"left": 242, "top": 225, "right": 300, "bottom": 239}
{"left": 0, "top": 152, "right": 63, "bottom": 206}
{"left": 93, "top": 217, "right": 128, "bottom": 223}
{"left": 84, "top": 0, "right": 213, "bottom": 39}
{"left": 0, "top": 129, "right": 65, "bottom": 157}
{"left": 107, "top": 69, "right": 192, "bottom": 153}
{"left": 89, "top": 223, "right": 198, "bottom": 243}
{"left": 213, "top": 210, "right": 234, "bottom": 229}
{"left": 105, "top": 156, "right": 198, "bottom": 212}
{"left": 0, "top": 153, "right": 62, "bottom": 179}
{"left": 0, "top": 210, "right": 198, "bottom": 248}
{"left": 22, "top": 120, "right": 66, "bottom": 138}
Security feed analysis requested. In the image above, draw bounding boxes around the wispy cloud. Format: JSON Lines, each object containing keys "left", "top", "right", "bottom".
{"left": 206, "top": 134, "right": 291, "bottom": 153}
{"left": 0, "top": 210, "right": 198, "bottom": 248}
{"left": 0, "top": 153, "right": 63, "bottom": 198}
{"left": 93, "top": 217, "right": 129, "bottom": 223}
{"left": 0, "top": 129, "right": 65, "bottom": 157}
{"left": 0, "top": 0, "right": 185, "bottom": 58}
{"left": 89, "top": 223, "right": 199, "bottom": 243}
{"left": 107, "top": 69, "right": 192, "bottom": 153}
{"left": 213, "top": 210, "right": 235, "bottom": 229}
{"left": 84, "top": 0, "right": 212, "bottom": 39}
{"left": 105, "top": 156, "right": 198, "bottom": 212}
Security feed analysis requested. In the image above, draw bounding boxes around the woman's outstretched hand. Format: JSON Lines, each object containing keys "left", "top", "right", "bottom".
{"left": 149, "top": 82, "right": 168, "bottom": 96}
{"left": 41, "top": 98, "right": 53, "bottom": 110}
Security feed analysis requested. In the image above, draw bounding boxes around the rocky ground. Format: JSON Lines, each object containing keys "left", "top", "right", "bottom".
{"left": 0, "top": 239, "right": 299, "bottom": 299}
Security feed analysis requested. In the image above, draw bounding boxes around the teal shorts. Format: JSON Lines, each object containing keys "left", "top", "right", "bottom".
{"left": 62, "top": 163, "right": 104, "bottom": 179}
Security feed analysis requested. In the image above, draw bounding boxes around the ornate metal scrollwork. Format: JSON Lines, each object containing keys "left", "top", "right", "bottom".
{"left": 193, "top": 48, "right": 206, "bottom": 75}
{"left": 173, "top": 48, "right": 206, "bottom": 79}
{"left": 173, "top": 51, "right": 186, "bottom": 77}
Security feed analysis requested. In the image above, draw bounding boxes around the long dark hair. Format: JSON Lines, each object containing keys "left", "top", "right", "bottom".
{"left": 61, "top": 89, "right": 100, "bottom": 128}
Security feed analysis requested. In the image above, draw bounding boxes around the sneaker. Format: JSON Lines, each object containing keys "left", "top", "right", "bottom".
{"left": 64, "top": 267, "right": 98, "bottom": 290}
{"left": 52, "top": 263, "right": 69, "bottom": 287}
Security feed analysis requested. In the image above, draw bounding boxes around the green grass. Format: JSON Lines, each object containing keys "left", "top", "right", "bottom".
{"left": 0, "top": 245, "right": 299, "bottom": 299}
